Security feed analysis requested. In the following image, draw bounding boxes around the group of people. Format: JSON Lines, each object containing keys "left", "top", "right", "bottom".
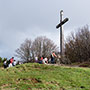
{"left": 3, "top": 51, "right": 58, "bottom": 68}
{"left": 3, "top": 57, "right": 17, "bottom": 68}
{"left": 35, "top": 51, "right": 57, "bottom": 64}
{"left": 38, "top": 57, "right": 48, "bottom": 64}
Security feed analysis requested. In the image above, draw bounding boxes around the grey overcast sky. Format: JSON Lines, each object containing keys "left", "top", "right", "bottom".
{"left": 0, "top": 0, "right": 90, "bottom": 59}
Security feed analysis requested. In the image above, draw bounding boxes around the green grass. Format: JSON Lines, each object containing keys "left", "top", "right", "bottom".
{"left": 0, "top": 63, "right": 90, "bottom": 90}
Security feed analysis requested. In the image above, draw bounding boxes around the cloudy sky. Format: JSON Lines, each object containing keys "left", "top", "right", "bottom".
{"left": 0, "top": 0, "right": 90, "bottom": 59}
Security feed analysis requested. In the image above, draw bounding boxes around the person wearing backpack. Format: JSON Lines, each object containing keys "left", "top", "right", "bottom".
{"left": 51, "top": 51, "right": 57, "bottom": 64}
{"left": 3, "top": 60, "right": 7, "bottom": 68}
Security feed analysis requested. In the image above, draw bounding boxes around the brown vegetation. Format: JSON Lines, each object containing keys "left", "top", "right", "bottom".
{"left": 65, "top": 25, "right": 90, "bottom": 64}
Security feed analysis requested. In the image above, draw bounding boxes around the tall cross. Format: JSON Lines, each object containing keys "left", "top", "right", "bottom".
{"left": 56, "top": 10, "right": 69, "bottom": 59}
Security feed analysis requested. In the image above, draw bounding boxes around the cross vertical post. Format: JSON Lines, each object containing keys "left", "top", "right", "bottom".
{"left": 56, "top": 10, "right": 69, "bottom": 61}
{"left": 60, "top": 10, "right": 64, "bottom": 59}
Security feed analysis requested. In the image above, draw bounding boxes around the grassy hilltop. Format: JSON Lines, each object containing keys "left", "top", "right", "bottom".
{"left": 0, "top": 63, "right": 90, "bottom": 90}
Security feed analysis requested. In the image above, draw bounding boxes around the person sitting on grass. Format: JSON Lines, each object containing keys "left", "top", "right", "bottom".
{"left": 42, "top": 57, "right": 48, "bottom": 64}
{"left": 39, "top": 56, "right": 43, "bottom": 64}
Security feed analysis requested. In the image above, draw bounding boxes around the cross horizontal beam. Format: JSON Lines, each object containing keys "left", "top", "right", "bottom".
{"left": 56, "top": 18, "right": 69, "bottom": 29}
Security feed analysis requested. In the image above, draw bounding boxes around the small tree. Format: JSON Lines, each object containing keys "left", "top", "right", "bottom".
{"left": 15, "top": 39, "right": 32, "bottom": 62}
{"left": 32, "top": 36, "right": 58, "bottom": 58}
{"left": 0, "top": 57, "right": 2, "bottom": 63}
{"left": 15, "top": 36, "right": 58, "bottom": 62}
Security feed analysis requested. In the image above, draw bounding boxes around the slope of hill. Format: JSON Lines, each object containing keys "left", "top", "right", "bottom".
{"left": 0, "top": 63, "right": 90, "bottom": 90}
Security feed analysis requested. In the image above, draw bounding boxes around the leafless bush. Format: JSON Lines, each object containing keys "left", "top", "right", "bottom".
{"left": 15, "top": 36, "right": 58, "bottom": 62}
{"left": 65, "top": 25, "right": 90, "bottom": 63}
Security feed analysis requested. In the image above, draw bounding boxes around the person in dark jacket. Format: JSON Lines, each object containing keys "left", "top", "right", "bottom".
{"left": 51, "top": 51, "right": 57, "bottom": 64}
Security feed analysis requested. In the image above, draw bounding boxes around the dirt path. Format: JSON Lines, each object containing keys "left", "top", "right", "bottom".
{"left": 47, "top": 63, "right": 79, "bottom": 68}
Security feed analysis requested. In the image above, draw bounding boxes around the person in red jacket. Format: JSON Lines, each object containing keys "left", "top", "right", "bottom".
{"left": 39, "top": 56, "right": 43, "bottom": 64}
{"left": 8, "top": 57, "right": 14, "bottom": 67}
{"left": 10, "top": 57, "right": 14, "bottom": 63}
{"left": 10, "top": 57, "right": 14, "bottom": 66}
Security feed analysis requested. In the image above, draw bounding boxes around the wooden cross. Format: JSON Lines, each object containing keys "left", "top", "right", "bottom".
{"left": 56, "top": 10, "right": 69, "bottom": 59}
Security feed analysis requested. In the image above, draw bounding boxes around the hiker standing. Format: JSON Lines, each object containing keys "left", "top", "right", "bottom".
{"left": 8, "top": 57, "right": 14, "bottom": 67}
{"left": 51, "top": 51, "right": 57, "bottom": 64}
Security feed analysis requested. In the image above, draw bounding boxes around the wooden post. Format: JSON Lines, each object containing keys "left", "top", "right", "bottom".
{"left": 60, "top": 10, "right": 64, "bottom": 59}
{"left": 56, "top": 10, "right": 69, "bottom": 61}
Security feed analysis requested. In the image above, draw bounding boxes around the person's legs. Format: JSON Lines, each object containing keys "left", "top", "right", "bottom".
{"left": 53, "top": 58, "right": 55, "bottom": 64}
{"left": 51, "top": 57, "right": 54, "bottom": 64}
